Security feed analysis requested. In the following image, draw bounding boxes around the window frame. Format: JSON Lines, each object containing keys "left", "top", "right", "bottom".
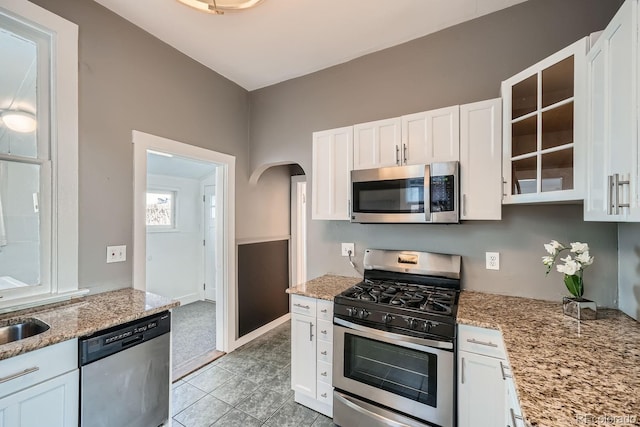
{"left": 0, "top": 0, "right": 79, "bottom": 308}
{"left": 146, "top": 188, "right": 179, "bottom": 232}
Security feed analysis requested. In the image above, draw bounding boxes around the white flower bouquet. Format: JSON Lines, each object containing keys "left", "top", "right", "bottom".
{"left": 542, "top": 240, "right": 594, "bottom": 299}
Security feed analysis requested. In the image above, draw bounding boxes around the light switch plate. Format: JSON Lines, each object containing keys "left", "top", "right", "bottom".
{"left": 107, "top": 245, "right": 126, "bottom": 263}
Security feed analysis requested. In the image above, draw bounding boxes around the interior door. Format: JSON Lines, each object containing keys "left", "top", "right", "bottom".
{"left": 204, "top": 185, "right": 216, "bottom": 301}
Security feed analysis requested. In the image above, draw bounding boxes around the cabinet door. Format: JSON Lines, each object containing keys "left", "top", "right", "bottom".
{"left": 402, "top": 106, "right": 460, "bottom": 166}
{"left": 502, "top": 37, "right": 588, "bottom": 204}
{"left": 0, "top": 370, "right": 79, "bottom": 427}
{"left": 353, "top": 118, "right": 401, "bottom": 170}
{"left": 460, "top": 99, "right": 502, "bottom": 220}
{"left": 291, "top": 313, "right": 316, "bottom": 398}
{"left": 458, "top": 351, "right": 507, "bottom": 427}
{"left": 312, "top": 126, "right": 353, "bottom": 220}
{"left": 585, "top": 0, "right": 638, "bottom": 221}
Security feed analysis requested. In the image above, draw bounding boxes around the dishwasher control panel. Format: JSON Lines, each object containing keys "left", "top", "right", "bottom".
{"left": 80, "top": 311, "right": 171, "bottom": 365}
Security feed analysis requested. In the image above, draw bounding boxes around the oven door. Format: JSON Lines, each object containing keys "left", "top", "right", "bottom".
{"left": 333, "top": 319, "right": 454, "bottom": 427}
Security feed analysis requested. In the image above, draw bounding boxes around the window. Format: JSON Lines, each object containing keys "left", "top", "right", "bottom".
{"left": 146, "top": 190, "right": 177, "bottom": 230}
{"left": 0, "top": 1, "right": 78, "bottom": 305}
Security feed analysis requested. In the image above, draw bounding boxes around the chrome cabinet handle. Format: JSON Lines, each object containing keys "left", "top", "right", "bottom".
{"left": 608, "top": 174, "right": 614, "bottom": 215}
{"left": 613, "top": 173, "right": 620, "bottom": 215}
{"left": 510, "top": 408, "right": 524, "bottom": 426}
{"left": 461, "top": 356, "right": 465, "bottom": 384}
{"left": 617, "top": 173, "right": 630, "bottom": 211}
{"left": 0, "top": 367, "right": 39, "bottom": 384}
{"left": 502, "top": 179, "right": 508, "bottom": 197}
{"left": 320, "top": 309, "right": 328, "bottom": 313}
{"left": 321, "top": 392, "right": 328, "bottom": 398}
{"left": 321, "top": 371, "right": 327, "bottom": 376}
{"left": 403, "top": 144, "right": 407, "bottom": 164}
{"left": 466, "top": 338, "right": 498, "bottom": 348}
{"left": 320, "top": 350, "right": 328, "bottom": 355}
{"left": 321, "top": 329, "right": 327, "bottom": 335}
{"left": 462, "top": 194, "right": 467, "bottom": 217}
{"left": 309, "top": 322, "right": 314, "bottom": 341}
{"left": 395, "top": 145, "right": 400, "bottom": 165}
{"left": 499, "top": 361, "right": 512, "bottom": 380}
{"left": 294, "top": 303, "right": 310, "bottom": 310}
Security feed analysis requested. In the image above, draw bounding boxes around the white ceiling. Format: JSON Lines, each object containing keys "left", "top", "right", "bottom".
{"left": 147, "top": 151, "right": 217, "bottom": 180}
{"left": 93, "top": 0, "right": 528, "bottom": 91}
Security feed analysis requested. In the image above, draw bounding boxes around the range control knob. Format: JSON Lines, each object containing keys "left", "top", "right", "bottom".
{"left": 382, "top": 313, "right": 395, "bottom": 324}
{"left": 422, "top": 321, "right": 433, "bottom": 332}
{"left": 346, "top": 307, "right": 355, "bottom": 317}
{"left": 406, "top": 318, "right": 418, "bottom": 329}
{"left": 357, "top": 309, "right": 370, "bottom": 319}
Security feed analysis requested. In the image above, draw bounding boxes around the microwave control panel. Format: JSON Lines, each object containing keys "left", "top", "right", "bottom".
{"left": 430, "top": 175, "right": 455, "bottom": 212}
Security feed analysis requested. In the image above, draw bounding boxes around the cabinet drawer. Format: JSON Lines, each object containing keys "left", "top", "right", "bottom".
{"left": 317, "top": 361, "right": 332, "bottom": 385}
{"left": 0, "top": 339, "right": 78, "bottom": 399}
{"left": 458, "top": 324, "right": 506, "bottom": 359}
{"left": 317, "top": 381, "right": 333, "bottom": 405}
{"left": 317, "top": 300, "right": 333, "bottom": 321}
{"left": 316, "top": 319, "right": 333, "bottom": 343}
{"left": 317, "top": 340, "right": 332, "bottom": 364}
{"left": 291, "top": 295, "right": 316, "bottom": 317}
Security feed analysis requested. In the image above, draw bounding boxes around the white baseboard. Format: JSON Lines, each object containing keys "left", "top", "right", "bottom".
{"left": 229, "top": 313, "right": 291, "bottom": 351}
{"left": 295, "top": 391, "right": 333, "bottom": 418}
{"left": 177, "top": 293, "right": 200, "bottom": 306}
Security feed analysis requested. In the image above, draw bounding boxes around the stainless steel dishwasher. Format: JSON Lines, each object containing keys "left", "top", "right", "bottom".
{"left": 79, "top": 311, "right": 171, "bottom": 427}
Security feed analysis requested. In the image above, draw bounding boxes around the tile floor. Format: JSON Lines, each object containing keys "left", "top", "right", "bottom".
{"left": 171, "top": 321, "right": 335, "bottom": 427}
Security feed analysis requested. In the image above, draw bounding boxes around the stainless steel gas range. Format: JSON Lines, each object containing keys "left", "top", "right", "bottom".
{"left": 332, "top": 249, "right": 461, "bottom": 427}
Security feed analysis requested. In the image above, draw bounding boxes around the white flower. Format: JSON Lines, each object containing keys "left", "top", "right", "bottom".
{"left": 570, "top": 242, "right": 589, "bottom": 254}
{"left": 576, "top": 251, "right": 594, "bottom": 266}
{"left": 542, "top": 256, "right": 554, "bottom": 266}
{"left": 544, "top": 244, "right": 556, "bottom": 255}
{"left": 557, "top": 256, "right": 580, "bottom": 275}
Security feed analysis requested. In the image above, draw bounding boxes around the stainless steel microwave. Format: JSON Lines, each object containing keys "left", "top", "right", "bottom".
{"left": 350, "top": 162, "right": 459, "bottom": 223}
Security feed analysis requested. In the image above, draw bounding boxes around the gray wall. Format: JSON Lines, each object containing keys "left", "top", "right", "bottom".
{"left": 248, "top": 0, "right": 623, "bottom": 306}
{"left": 618, "top": 224, "right": 640, "bottom": 320}
{"left": 29, "top": 0, "right": 289, "bottom": 292}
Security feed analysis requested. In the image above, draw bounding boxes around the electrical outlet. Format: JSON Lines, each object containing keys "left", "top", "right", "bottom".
{"left": 486, "top": 252, "right": 499, "bottom": 270}
{"left": 341, "top": 243, "right": 355, "bottom": 257}
{"left": 107, "top": 245, "right": 127, "bottom": 263}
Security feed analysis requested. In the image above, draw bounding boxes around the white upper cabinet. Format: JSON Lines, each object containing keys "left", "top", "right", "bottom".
{"left": 353, "top": 118, "right": 402, "bottom": 170}
{"left": 402, "top": 106, "right": 460, "bottom": 165}
{"left": 585, "top": 0, "right": 640, "bottom": 222}
{"left": 501, "top": 37, "right": 588, "bottom": 204}
{"left": 312, "top": 126, "right": 353, "bottom": 220}
{"left": 460, "top": 99, "right": 503, "bottom": 220}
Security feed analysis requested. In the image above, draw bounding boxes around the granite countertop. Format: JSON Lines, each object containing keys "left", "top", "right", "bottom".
{"left": 0, "top": 289, "right": 179, "bottom": 360}
{"left": 286, "top": 274, "right": 361, "bottom": 301}
{"left": 458, "top": 291, "right": 640, "bottom": 427}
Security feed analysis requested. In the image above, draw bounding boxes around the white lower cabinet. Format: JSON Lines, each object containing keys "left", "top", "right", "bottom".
{"left": 291, "top": 295, "right": 334, "bottom": 417}
{"left": 0, "top": 339, "right": 79, "bottom": 427}
{"left": 458, "top": 325, "right": 522, "bottom": 427}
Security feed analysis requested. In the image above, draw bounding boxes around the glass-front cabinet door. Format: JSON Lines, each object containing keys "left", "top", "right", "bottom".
{"left": 501, "top": 37, "right": 588, "bottom": 204}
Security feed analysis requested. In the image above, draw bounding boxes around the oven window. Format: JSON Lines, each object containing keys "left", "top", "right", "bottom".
{"left": 344, "top": 334, "right": 437, "bottom": 407}
{"left": 353, "top": 178, "right": 424, "bottom": 213}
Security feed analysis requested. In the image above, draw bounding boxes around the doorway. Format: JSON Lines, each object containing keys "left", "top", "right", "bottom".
{"left": 132, "top": 131, "right": 236, "bottom": 380}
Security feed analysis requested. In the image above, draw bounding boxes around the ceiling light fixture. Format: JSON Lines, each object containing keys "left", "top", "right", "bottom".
{"left": 176, "top": 0, "right": 264, "bottom": 15}
{"left": 0, "top": 110, "right": 37, "bottom": 133}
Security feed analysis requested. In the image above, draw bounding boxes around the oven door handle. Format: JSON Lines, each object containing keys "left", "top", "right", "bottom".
{"left": 334, "top": 318, "right": 453, "bottom": 351}
{"left": 334, "top": 391, "right": 432, "bottom": 427}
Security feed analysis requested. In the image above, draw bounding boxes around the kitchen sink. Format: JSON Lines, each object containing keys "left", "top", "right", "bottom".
{"left": 0, "top": 319, "right": 50, "bottom": 345}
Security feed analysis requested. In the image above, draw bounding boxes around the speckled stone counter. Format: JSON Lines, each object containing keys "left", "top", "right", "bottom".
{"left": 286, "top": 274, "right": 361, "bottom": 301}
{"left": 0, "top": 289, "right": 179, "bottom": 360}
{"left": 458, "top": 291, "right": 640, "bottom": 427}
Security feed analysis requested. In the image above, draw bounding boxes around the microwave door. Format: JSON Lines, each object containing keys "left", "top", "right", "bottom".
{"left": 429, "top": 161, "right": 459, "bottom": 224}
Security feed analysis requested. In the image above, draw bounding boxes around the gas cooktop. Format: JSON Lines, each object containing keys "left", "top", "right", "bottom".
{"left": 333, "top": 249, "right": 462, "bottom": 341}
